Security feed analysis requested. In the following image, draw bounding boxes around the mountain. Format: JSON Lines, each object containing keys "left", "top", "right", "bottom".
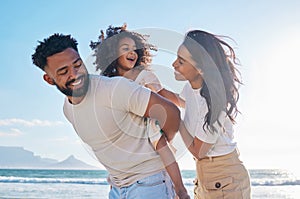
{"left": 0, "top": 146, "right": 97, "bottom": 169}
{"left": 49, "top": 155, "right": 97, "bottom": 169}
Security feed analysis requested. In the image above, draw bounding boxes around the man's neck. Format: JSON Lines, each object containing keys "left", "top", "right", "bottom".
{"left": 67, "top": 95, "right": 85, "bottom": 105}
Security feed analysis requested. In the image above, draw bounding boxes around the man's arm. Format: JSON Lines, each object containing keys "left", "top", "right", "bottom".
{"left": 143, "top": 92, "right": 180, "bottom": 142}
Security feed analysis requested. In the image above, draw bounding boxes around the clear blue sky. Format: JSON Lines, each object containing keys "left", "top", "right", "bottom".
{"left": 1, "top": 0, "right": 300, "bottom": 172}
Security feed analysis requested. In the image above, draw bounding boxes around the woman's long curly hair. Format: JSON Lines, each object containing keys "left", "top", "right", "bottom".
{"left": 90, "top": 24, "right": 157, "bottom": 77}
{"left": 183, "top": 30, "right": 242, "bottom": 133}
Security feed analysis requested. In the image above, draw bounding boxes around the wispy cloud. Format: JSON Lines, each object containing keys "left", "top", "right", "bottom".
{"left": 50, "top": 137, "right": 81, "bottom": 145}
{"left": 51, "top": 136, "right": 70, "bottom": 142}
{"left": 0, "top": 118, "right": 64, "bottom": 127}
{"left": 0, "top": 128, "right": 23, "bottom": 137}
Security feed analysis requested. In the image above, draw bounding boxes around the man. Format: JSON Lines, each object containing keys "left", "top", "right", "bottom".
{"left": 32, "top": 33, "right": 180, "bottom": 198}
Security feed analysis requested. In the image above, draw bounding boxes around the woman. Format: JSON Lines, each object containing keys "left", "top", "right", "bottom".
{"left": 173, "top": 30, "right": 251, "bottom": 199}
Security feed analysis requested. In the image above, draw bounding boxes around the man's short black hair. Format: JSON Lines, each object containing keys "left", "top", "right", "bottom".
{"left": 32, "top": 33, "right": 78, "bottom": 71}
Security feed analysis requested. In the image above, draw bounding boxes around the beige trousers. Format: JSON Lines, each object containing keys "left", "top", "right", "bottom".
{"left": 194, "top": 149, "right": 251, "bottom": 199}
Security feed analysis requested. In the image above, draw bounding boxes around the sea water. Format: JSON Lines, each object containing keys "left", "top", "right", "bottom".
{"left": 0, "top": 169, "right": 299, "bottom": 198}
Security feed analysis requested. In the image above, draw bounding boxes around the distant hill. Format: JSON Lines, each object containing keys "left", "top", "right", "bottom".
{"left": 0, "top": 146, "right": 97, "bottom": 169}
{"left": 49, "top": 155, "right": 97, "bottom": 169}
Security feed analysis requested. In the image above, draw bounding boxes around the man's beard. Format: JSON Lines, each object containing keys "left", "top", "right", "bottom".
{"left": 55, "top": 74, "right": 89, "bottom": 97}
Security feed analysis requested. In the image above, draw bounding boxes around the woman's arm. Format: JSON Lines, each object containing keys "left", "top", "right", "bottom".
{"left": 158, "top": 88, "right": 185, "bottom": 108}
{"left": 179, "top": 121, "right": 213, "bottom": 160}
{"left": 139, "top": 70, "right": 185, "bottom": 108}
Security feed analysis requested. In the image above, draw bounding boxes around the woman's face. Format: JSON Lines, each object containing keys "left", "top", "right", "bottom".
{"left": 172, "top": 44, "right": 201, "bottom": 82}
{"left": 117, "top": 37, "right": 138, "bottom": 75}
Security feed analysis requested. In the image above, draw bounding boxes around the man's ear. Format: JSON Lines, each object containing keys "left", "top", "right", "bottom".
{"left": 43, "top": 74, "right": 55, "bottom": 85}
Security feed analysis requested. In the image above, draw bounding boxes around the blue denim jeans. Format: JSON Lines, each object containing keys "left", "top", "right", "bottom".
{"left": 109, "top": 170, "right": 175, "bottom": 199}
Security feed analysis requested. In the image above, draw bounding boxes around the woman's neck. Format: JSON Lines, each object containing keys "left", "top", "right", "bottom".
{"left": 189, "top": 74, "right": 203, "bottom": 89}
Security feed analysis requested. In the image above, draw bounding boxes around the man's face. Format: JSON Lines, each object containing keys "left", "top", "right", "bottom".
{"left": 43, "top": 48, "right": 89, "bottom": 98}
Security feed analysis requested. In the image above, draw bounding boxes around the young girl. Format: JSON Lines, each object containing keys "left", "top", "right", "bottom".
{"left": 172, "top": 30, "right": 251, "bottom": 198}
{"left": 90, "top": 24, "right": 189, "bottom": 199}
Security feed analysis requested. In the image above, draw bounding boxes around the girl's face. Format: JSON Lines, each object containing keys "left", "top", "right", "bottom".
{"left": 172, "top": 44, "right": 201, "bottom": 82}
{"left": 117, "top": 37, "right": 138, "bottom": 75}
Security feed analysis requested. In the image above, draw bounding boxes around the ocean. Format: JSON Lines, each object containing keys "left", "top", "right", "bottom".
{"left": 0, "top": 169, "right": 299, "bottom": 198}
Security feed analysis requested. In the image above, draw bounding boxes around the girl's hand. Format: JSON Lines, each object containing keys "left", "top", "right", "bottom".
{"left": 175, "top": 188, "right": 190, "bottom": 199}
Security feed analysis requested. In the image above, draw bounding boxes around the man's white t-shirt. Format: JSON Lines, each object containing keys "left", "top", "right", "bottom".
{"left": 134, "top": 69, "right": 163, "bottom": 148}
{"left": 180, "top": 83, "right": 236, "bottom": 157}
{"left": 63, "top": 75, "right": 164, "bottom": 187}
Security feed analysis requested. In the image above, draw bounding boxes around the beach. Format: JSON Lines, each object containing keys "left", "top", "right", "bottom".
{"left": 0, "top": 169, "right": 299, "bottom": 198}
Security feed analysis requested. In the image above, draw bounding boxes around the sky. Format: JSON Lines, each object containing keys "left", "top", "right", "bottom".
{"left": 1, "top": 0, "right": 300, "bottom": 172}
